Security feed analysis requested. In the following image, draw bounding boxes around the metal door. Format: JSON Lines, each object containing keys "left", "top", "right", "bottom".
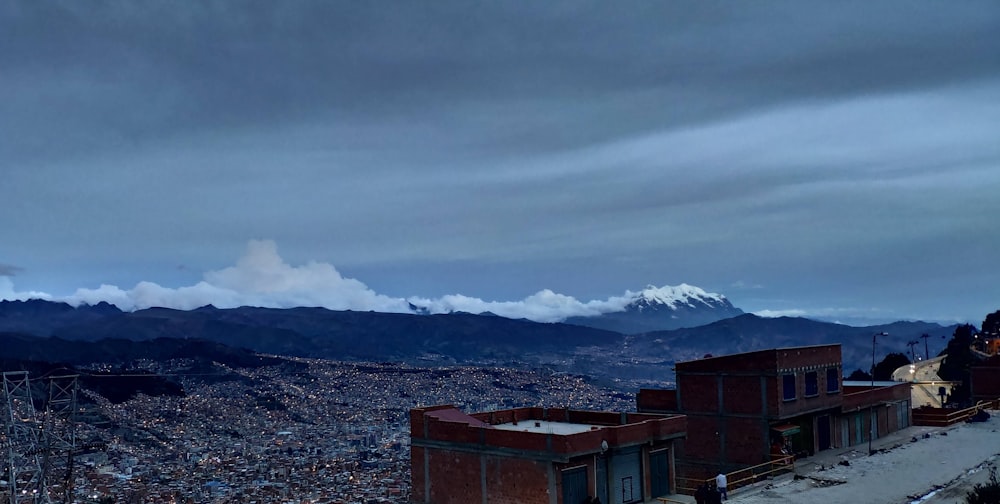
{"left": 562, "top": 466, "right": 588, "bottom": 504}
{"left": 649, "top": 449, "right": 670, "bottom": 498}
{"left": 611, "top": 447, "right": 642, "bottom": 504}
{"left": 596, "top": 456, "right": 608, "bottom": 504}
{"left": 817, "top": 415, "right": 831, "bottom": 451}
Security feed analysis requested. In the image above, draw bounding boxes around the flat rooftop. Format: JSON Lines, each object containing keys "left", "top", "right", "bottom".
{"left": 491, "top": 419, "right": 603, "bottom": 435}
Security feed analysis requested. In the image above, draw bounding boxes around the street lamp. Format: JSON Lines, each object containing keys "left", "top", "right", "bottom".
{"left": 870, "top": 331, "right": 888, "bottom": 456}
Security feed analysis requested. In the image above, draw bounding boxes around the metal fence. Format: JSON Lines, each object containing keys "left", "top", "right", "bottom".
{"left": 673, "top": 454, "right": 795, "bottom": 496}
{"left": 912, "top": 398, "right": 1000, "bottom": 427}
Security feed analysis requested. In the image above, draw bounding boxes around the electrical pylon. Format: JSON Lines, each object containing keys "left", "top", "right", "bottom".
{"left": 1, "top": 373, "right": 80, "bottom": 504}
{"left": 2, "top": 371, "right": 45, "bottom": 504}
{"left": 41, "top": 376, "right": 78, "bottom": 504}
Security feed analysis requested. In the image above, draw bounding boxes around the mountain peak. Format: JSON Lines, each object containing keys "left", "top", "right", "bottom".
{"left": 627, "top": 283, "right": 727, "bottom": 311}
{"left": 564, "top": 283, "right": 744, "bottom": 334}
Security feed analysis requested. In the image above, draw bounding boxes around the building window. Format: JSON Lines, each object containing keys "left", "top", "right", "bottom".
{"left": 826, "top": 367, "right": 840, "bottom": 393}
{"left": 782, "top": 374, "right": 796, "bottom": 401}
{"left": 805, "top": 371, "right": 818, "bottom": 397}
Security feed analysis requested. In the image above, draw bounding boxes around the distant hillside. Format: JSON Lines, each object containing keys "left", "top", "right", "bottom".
{"left": 564, "top": 284, "right": 743, "bottom": 333}
{"left": 626, "top": 314, "right": 957, "bottom": 372}
{"left": 0, "top": 300, "right": 624, "bottom": 362}
{"left": 0, "top": 300, "right": 959, "bottom": 380}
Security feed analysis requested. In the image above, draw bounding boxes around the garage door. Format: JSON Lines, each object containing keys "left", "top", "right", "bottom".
{"left": 649, "top": 449, "right": 670, "bottom": 498}
{"left": 611, "top": 447, "right": 642, "bottom": 504}
{"left": 562, "top": 466, "right": 588, "bottom": 504}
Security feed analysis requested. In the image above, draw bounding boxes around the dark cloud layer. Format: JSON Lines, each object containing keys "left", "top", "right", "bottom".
{"left": 2, "top": 2, "right": 998, "bottom": 322}
{"left": 0, "top": 263, "right": 24, "bottom": 277}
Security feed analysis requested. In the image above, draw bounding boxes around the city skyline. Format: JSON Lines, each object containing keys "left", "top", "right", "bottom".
{"left": 3, "top": 2, "right": 999, "bottom": 324}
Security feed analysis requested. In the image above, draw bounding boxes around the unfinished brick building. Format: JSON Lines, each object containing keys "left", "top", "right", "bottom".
{"left": 637, "top": 344, "right": 911, "bottom": 476}
{"left": 972, "top": 355, "right": 1000, "bottom": 401}
{"left": 409, "top": 406, "right": 686, "bottom": 504}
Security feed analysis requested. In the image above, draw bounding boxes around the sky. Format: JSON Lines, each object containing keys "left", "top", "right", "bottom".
{"left": 2, "top": 2, "right": 999, "bottom": 325}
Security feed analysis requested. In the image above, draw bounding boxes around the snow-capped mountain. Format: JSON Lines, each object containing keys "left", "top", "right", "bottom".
{"left": 563, "top": 283, "right": 744, "bottom": 334}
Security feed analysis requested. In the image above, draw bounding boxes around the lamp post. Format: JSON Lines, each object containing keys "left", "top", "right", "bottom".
{"left": 869, "top": 331, "right": 888, "bottom": 456}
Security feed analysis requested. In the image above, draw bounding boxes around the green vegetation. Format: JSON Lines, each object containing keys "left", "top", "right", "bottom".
{"left": 965, "top": 467, "right": 1000, "bottom": 504}
{"left": 873, "top": 352, "right": 910, "bottom": 381}
{"left": 938, "top": 324, "right": 977, "bottom": 406}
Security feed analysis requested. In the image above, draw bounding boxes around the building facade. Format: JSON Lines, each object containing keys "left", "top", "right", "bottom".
{"left": 637, "top": 344, "right": 911, "bottom": 475}
{"left": 410, "top": 405, "right": 686, "bottom": 504}
{"left": 972, "top": 355, "right": 1000, "bottom": 401}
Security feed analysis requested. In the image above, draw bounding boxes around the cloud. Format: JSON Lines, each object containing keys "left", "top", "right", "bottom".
{"left": 0, "top": 263, "right": 23, "bottom": 277}
{"left": 64, "top": 240, "right": 412, "bottom": 313}
{"left": 0, "top": 240, "right": 662, "bottom": 322}
{"left": 754, "top": 309, "right": 810, "bottom": 318}
{"left": 407, "top": 290, "right": 633, "bottom": 323}
{"left": 753, "top": 307, "right": 906, "bottom": 325}
{"left": 0, "top": 276, "right": 51, "bottom": 302}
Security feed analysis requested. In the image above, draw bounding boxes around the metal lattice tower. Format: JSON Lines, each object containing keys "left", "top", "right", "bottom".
{"left": 2, "top": 371, "right": 44, "bottom": 504}
{"left": 41, "top": 376, "right": 78, "bottom": 504}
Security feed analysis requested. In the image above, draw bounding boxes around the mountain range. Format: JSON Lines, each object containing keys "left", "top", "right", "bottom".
{"left": 0, "top": 286, "right": 961, "bottom": 382}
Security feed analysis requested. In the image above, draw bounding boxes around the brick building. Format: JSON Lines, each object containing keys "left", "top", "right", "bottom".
{"left": 971, "top": 355, "right": 1000, "bottom": 401}
{"left": 637, "top": 344, "right": 911, "bottom": 475}
{"left": 409, "top": 405, "right": 686, "bottom": 504}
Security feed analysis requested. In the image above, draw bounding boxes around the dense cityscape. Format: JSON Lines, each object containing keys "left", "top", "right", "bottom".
{"left": 48, "top": 358, "right": 637, "bottom": 504}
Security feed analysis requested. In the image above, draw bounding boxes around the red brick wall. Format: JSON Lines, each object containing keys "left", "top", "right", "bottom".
{"left": 972, "top": 367, "right": 1000, "bottom": 399}
{"left": 677, "top": 374, "right": 719, "bottom": 413}
{"left": 426, "top": 449, "right": 483, "bottom": 504}
{"left": 722, "top": 375, "right": 764, "bottom": 416}
{"left": 676, "top": 349, "right": 778, "bottom": 373}
{"left": 485, "top": 456, "right": 551, "bottom": 504}
{"left": 842, "top": 383, "right": 910, "bottom": 412}
{"left": 637, "top": 389, "right": 678, "bottom": 412}
{"left": 411, "top": 446, "right": 426, "bottom": 502}
{"left": 679, "top": 415, "right": 768, "bottom": 467}
{"left": 412, "top": 448, "right": 554, "bottom": 504}
{"left": 724, "top": 416, "right": 768, "bottom": 465}
{"left": 775, "top": 346, "right": 841, "bottom": 370}
{"left": 411, "top": 405, "right": 459, "bottom": 439}
{"left": 680, "top": 415, "right": 721, "bottom": 463}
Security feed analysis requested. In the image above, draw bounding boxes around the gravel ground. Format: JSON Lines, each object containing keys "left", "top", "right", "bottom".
{"left": 732, "top": 411, "right": 1000, "bottom": 504}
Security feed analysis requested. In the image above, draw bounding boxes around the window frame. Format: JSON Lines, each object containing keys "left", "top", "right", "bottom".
{"left": 782, "top": 373, "right": 796, "bottom": 402}
{"left": 826, "top": 367, "right": 840, "bottom": 394}
{"left": 804, "top": 371, "right": 819, "bottom": 397}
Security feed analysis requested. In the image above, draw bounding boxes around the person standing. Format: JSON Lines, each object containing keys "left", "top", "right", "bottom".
{"left": 694, "top": 483, "right": 709, "bottom": 504}
{"left": 715, "top": 472, "right": 728, "bottom": 500}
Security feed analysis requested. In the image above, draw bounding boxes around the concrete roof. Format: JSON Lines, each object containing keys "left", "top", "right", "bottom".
{"left": 491, "top": 420, "right": 602, "bottom": 435}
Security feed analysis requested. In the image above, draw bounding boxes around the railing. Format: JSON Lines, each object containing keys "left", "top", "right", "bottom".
{"left": 912, "top": 398, "right": 1000, "bottom": 427}
{"left": 655, "top": 498, "right": 689, "bottom": 504}
{"left": 675, "top": 454, "right": 795, "bottom": 495}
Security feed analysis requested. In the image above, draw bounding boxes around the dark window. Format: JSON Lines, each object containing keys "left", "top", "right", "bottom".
{"left": 826, "top": 368, "right": 840, "bottom": 393}
{"left": 782, "top": 374, "right": 796, "bottom": 401}
{"left": 805, "top": 371, "right": 818, "bottom": 397}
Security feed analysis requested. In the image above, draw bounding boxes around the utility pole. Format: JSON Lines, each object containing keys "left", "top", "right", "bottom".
{"left": 921, "top": 334, "right": 930, "bottom": 360}
{"left": 870, "top": 332, "right": 888, "bottom": 456}
{"left": 907, "top": 340, "right": 918, "bottom": 362}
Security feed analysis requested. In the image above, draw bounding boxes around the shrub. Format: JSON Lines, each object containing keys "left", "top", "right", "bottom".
{"left": 966, "top": 467, "right": 1000, "bottom": 504}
